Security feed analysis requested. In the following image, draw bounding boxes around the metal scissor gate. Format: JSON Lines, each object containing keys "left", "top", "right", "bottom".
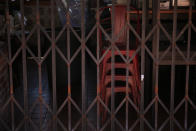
{"left": 0, "top": 0, "right": 196, "bottom": 131}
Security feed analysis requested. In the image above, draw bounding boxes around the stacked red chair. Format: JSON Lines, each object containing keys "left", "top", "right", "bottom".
{"left": 99, "top": 5, "right": 141, "bottom": 121}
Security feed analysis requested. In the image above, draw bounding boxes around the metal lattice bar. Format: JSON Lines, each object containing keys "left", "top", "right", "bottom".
{"left": 0, "top": 0, "right": 195, "bottom": 131}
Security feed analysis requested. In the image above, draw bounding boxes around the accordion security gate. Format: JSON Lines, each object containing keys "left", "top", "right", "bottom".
{"left": 0, "top": 0, "right": 196, "bottom": 131}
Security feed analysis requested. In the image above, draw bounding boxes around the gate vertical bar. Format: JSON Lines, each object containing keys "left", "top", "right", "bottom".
{"left": 20, "top": 0, "right": 28, "bottom": 130}
{"left": 96, "top": 0, "right": 100, "bottom": 130}
{"left": 140, "top": 0, "right": 146, "bottom": 131}
{"left": 36, "top": 0, "right": 43, "bottom": 130}
{"left": 51, "top": 0, "right": 57, "bottom": 130}
{"left": 81, "top": 0, "right": 86, "bottom": 130}
{"left": 126, "top": 0, "right": 131, "bottom": 130}
{"left": 111, "top": 0, "right": 116, "bottom": 130}
{"left": 185, "top": 0, "right": 192, "bottom": 130}
{"left": 6, "top": 0, "right": 15, "bottom": 130}
{"left": 66, "top": 1, "right": 72, "bottom": 129}
{"left": 154, "top": 0, "right": 160, "bottom": 130}
{"left": 170, "top": 0, "right": 177, "bottom": 131}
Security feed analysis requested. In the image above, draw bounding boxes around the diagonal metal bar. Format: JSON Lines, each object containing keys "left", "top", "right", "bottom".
{"left": 0, "top": 96, "right": 11, "bottom": 112}
{"left": 100, "top": 118, "right": 110, "bottom": 131}
{"left": 10, "top": 47, "right": 22, "bottom": 64}
{"left": 114, "top": 97, "right": 126, "bottom": 114}
{"left": 15, "top": 118, "right": 25, "bottom": 131}
{"left": 128, "top": 46, "right": 141, "bottom": 63}
{"left": 144, "top": 97, "right": 156, "bottom": 114}
{"left": 176, "top": 23, "right": 189, "bottom": 42}
{"left": 85, "top": 46, "right": 98, "bottom": 65}
{"left": 144, "top": 45, "right": 156, "bottom": 62}
{"left": 40, "top": 46, "right": 52, "bottom": 64}
{"left": 158, "top": 118, "right": 169, "bottom": 131}
{"left": 173, "top": 118, "right": 184, "bottom": 131}
{"left": 57, "top": 118, "right": 68, "bottom": 131}
{"left": 86, "top": 97, "right": 97, "bottom": 114}
{"left": 12, "top": 97, "right": 25, "bottom": 115}
{"left": 85, "top": 24, "right": 97, "bottom": 43}
{"left": 159, "top": 45, "right": 172, "bottom": 62}
{"left": 114, "top": 118, "right": 125, "bottom": 131}
{"left": 129, "top": 119, "right": 140, "bottom": 131}
{"left": 174, "top": 98, "right": 185, "bottom": 114}
{"left": 188, "top": 121, "right": 196, "bottom": 131}
{"left": 57, "top": 97, "right": 69, "bottom": 115}
{"left": 158, "top": 99, "right": 169, "bottom": 114}
{"left": 144, "top": 24, "right": 158, "bottom": 43}
{"left": 29, "top": 97, "right": 40, "bottom": 113}
{"left": 26, "top": 46, "right": 40, "bottom": 63}
{"left": 188, "top": 98, "right": 196, "bottom": 109}
{"left": 28, "top": 118, "right": 40, "bottom": 131}
{"left": 69, "top": 25, "right": 82, "bottom": 43}
{"left": 159, "top": 23, "right": 172, "bottom": 43}
{"left": 0, "top": 117, "right": 11, "bottom": 131}
{"left": 72, "top": 118, "right": 82, "bottom": 131}
{"left": 70, "top": 46, "right": 82, "bottom": 64}
{"left": 191, "top": 24, "right": 196, "bottom": 33}
{"left": 114, "top": 45, "right": 127, "bottom": 62}
{"left": 144, "top": 118, "right": 154, "bottom": 131}
{"left": 14, "top": 31, "right": 22, "bottom": 43}
{"left": 86, "top": 118, "right": 96, "bottom": 131}
{"left": 99, "top": 97, "right": 111, "bottom": 115}
{"left": 99, "top": 46, "right": 112, "bottom": 64}
{"left": 56, "top": 46, "right": 69, "bottom": 65}
{"left": 55, "top": 24, "right": 68, "bottom": 43}
{"left": 99, "top": 24, "right": 113, "bottom": 43}
{"left": 40, "top": 98, "right": 53, "bottom": 114}
{"left": 70, "top": 97, "right": 82, "bottom": 114}
{"left": 127, "top": 23, "right": 142, "bottom": 42}
{"left": 113, "top": 24, "right": 128, "bottom": 43}
{"left": 39, "top": 24, "right": 52, "bottom": 42}
{"left": 43, "top": 118, "right": 53, "bottom": 131}
{"left": 127, "top": 97, "right": 140, "bottom": 113}
{"left": 190, "top": 52, "right": 196, "bottom": 60}
{"left": 26, "top": 25, "right": 38, "bottom": 42}
{"left": 175, "top": 45, "right": 187, "bottom": 62}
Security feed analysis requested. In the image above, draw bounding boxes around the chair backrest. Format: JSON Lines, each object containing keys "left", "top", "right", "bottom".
{"left": 113, "top": 5, "right": 127, "bottom": 45}
{"left": 99, "top": 5, "right": 140, "bottom": 50}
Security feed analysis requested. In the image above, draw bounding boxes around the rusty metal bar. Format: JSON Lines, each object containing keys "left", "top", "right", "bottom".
{"left": 126, "top": 0, "right": 131, "bottom": 130}
{"left": 152, "top": 0, "right": 160, "bottom": 130}
{"left": 111, "top": 0, "right": 115, "bottom": 130}
{"left": 66, "top": 1, "right": 72, "bottom": 130}
{"left": 155, "top": 1, "right": 160, "bottom": 131}
{"left": 81, "top": 0, "right": 86, "bottom": 130}
{"left": 0, "top": 0, "right": 196, "bottom": 130}
{"left": 170, "top": 0, "right": 177, "bottom": 130}
{"left": 5, "top": 0, "right": 15, "bottom": 130}
{"left": 140, "top": 0, "right": 146, "bottom": 130}
{"left": 96, "top": 0, "right": 100, "bottom": 130}
{"left": 185, "top": 0, "right": 192, "bottom": 130}
{"left": 35, "top": 0, "right": 43, "bottom": 130}
{"left": 51, "top": 0, "right": 57, "bottom": 130}
{"left": 19, "top": 0, "right": 29, "bottom": 130}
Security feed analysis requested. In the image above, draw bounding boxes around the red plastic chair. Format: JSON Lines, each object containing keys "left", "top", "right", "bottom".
{"left": 98, "top": 5, "right": 141, "bottom": 121}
